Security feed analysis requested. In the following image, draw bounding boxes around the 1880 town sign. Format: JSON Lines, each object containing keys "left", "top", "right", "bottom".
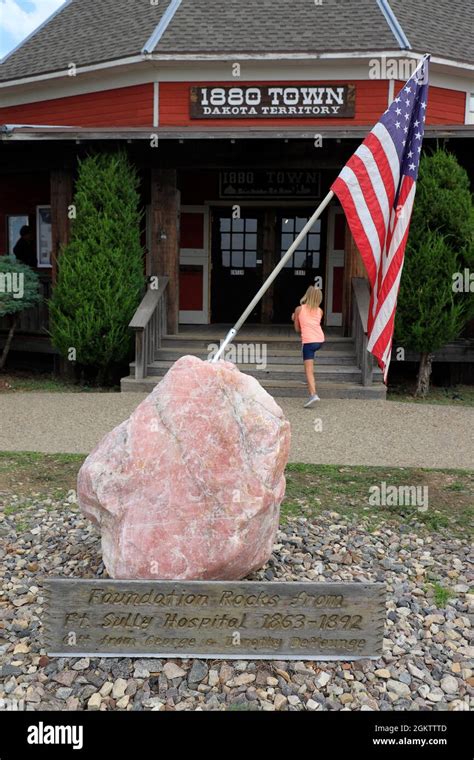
{"left": 190, "top": 84, "right": 356, "bottom": 118}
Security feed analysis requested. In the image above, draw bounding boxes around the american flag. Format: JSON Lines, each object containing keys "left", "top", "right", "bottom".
{"left": 331, "top": 55, "right": 430, "bottom": 381}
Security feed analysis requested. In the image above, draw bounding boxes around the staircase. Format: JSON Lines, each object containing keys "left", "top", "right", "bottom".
{"left": 121, "top": 325, "right": 386, "bottom": 399}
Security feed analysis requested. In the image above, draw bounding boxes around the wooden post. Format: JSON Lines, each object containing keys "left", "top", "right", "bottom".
{"left": 342, "top": 222, "right": 367, "bottom": 336}
{"left": 150, "top": 168, "right": 180, "bottom": 334}
{"left": 50, "top": 169, "right": 73, "bottom": 285}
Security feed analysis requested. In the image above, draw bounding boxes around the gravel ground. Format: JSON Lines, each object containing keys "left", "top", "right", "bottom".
{"left": 0, "top": 392, "right": 473, "bottom": 469}
{"left": 0, "top": 494, "right": 472, "bottom": 712}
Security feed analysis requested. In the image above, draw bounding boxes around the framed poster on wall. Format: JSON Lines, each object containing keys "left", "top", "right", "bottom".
{"left": 36, "top": 206, "right": 52, "bottom": 267}
{"left": 7, "top": 215, "right": 29, "bottom": 255}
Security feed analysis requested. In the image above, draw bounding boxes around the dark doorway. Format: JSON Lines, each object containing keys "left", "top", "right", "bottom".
{"left": 210, "top": 206, "right": 325, "bottom": 324}
{"left": 211, "top": 208, "right": 264, "bottom": 323}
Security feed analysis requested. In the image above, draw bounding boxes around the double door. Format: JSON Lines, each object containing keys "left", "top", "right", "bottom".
{"left": 211, "top": 207, "right": 325, "bottom": 323}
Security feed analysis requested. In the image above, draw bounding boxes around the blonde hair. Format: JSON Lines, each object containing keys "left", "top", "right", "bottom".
{"left": 300, "top": 286, "right": 323, "bottom": 310}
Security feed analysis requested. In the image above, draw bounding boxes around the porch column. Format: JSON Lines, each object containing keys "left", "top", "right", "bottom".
{"left": 150, "top": 168, "right": 180, "bottom": 334}
{"left": 342, "top": 222, "right": 367, "bottom": 336}
{"left": 50, "top": 168, "right": 73, "bottom": 284}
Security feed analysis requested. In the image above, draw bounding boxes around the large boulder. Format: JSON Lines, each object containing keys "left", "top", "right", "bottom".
{"left": 77, "top": 355, "right": 291, "bottom": 579}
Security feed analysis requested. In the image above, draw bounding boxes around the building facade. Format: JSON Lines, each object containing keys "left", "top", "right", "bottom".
{"left": 0, "top": 0, "right": 473, "bottom": 386}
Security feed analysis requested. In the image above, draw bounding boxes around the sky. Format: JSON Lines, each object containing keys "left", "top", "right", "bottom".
{"left": 0, "top": 0, "right": 65, "bottom": 59}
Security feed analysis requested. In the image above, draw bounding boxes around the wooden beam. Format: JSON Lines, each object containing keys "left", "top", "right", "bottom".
{"left": 150, "top": 168, "right": 180, "bottom": 334}
{"left": 342, "top": 222, "right": 367, "bottom": 336}
{"left": 50, "top": 168, "right": 73, "bottom": 285}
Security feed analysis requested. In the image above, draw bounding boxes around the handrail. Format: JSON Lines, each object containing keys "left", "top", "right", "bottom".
{"left": 129, "top": 276, "right": 169, "bottom": 380}
{"left": 351, "top": 277, "right": 373, "bottom": 386}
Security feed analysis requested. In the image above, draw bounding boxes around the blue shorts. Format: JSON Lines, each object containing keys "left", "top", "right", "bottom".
{"left": 302, "top": 342, "right": 324, "bottom": 360}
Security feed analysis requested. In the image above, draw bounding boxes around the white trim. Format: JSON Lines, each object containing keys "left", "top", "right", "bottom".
{"left": 2, "top": 64, "right": 473, "bottom": 109}
{"left": 387, "top": 78, "right": 395, "bottom": 105}
{"left": 179, "top": 205, "right": 210, "bottom": 324}
{"left": 153, "top": 82, "right": 159, "bottom": 127}
{"left": 147, "top": 50, "right": 408, "bottom": 61}
{"left": 142, "top": 0, "right": 183, "bottom": 55}
{"left": 0, "top": 55, "right": 146, "bottom": 89}
{"left": 325, "top": 205, "right": 345, "bottom": 327}
{"left": 1, "top": 50, "right": 473, "bottom": 96}
{"left": 0, "top": 0, "right": 73, "bottom": 65}
{"left": 465, "top": 91, "right": 474, "bottom": 125}
{"left": 375, "top": 0, "right": 411, "bottom": 50}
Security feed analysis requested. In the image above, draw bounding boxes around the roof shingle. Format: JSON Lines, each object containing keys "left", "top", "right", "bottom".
{"left": 389, "top": 0, "right": 474, "bottom": 65}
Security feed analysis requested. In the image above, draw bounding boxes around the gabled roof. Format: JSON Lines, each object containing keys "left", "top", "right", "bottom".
{"left": 389, "top": 0, "right": 474, "bottom": 67}
{"left": 0, "top": 0, "right": 170, "bottom": 82}
{"left": 154, "top": 0, "right": 398, "bottom": 55}
{"left": 0, "top": 0, "right": 472, "bottom": 86}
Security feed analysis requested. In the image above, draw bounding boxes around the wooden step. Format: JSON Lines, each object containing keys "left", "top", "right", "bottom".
{"left": 139, "top": 360, "right": 366, "bottom": 383}
{"left": 155, "top": 347, "right": 357, "bottom": 365}
{"left": 161, "top": 335, "right": 356, "bottom": 351}
{"left": 121, "top": 375, "right": 386, "bottom": 399}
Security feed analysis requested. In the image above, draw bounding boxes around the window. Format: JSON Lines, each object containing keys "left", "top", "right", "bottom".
{"left": 36, "top": 206, "right": 52, "bottom": 268}
{"left": 220, "top": 217, "right": 258, "bottom": 268}
{"left": 7, "top": 215, "right": 29, "bottom": 255}
{"left": 467, "top": 93, "right": 474, "bottom": 125}
{"left": 280, "top": 216, "right": 321, "bottom": 269}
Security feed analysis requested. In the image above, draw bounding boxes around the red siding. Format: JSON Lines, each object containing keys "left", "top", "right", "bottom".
{"left": 180, "top": 212, "right": 204, "bottom": 248}
{"left": 180, "top": 268, "right": 203, "bottom": 310}
{"left": 160, "top": 80, "right": 389, "bottom": 127}
{"left": 396, "top": 81, "right": 466, "bottom": 125}
{"left": 1, "top": 80, "right": 466, "bottom": 130}
{"left": 0, "top": 84, "right": 153, "bottom": 127}
{"left": 426, "top": 86, "right": 466, "bottom": 125}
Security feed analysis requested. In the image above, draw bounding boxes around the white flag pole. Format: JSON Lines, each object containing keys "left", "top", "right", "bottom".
{"left": 211, "top": 189, "right": 335, "bottom": 362}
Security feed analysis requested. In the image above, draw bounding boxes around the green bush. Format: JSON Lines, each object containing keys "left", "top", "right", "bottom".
{"left": 395, "top": 149, "right": 474, "bottom": 396}
{"left": 49, "top": 152, "right": 145, "bottom": 383}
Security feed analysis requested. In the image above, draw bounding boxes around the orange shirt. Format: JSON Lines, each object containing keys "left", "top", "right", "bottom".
{"left": 298, "top": 305, "right": 325, "bottom": 344}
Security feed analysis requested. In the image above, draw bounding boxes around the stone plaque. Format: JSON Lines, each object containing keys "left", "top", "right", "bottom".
{"left": 43, "top": 580, "right": 385, "bottom": 660}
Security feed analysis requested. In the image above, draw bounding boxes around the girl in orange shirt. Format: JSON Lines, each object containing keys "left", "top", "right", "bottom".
{"left": 292, "top": 286, "right": 325, "bottom": 407}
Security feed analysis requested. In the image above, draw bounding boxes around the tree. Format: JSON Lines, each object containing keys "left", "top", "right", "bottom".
{"left": 395, "top": 149, "right": 474, "bottom": 396}
{"left": 49, "top": 152, "right": 145, "bottom": 384}
{"left": 0, "top": 257, "right": 42, "bottom": 370}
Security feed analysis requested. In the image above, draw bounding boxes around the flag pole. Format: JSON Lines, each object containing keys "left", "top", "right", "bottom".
{"left": 211, "top": 189, "right": 335, "bottom": 362}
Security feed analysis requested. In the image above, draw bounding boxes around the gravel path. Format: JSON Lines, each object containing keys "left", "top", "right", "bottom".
{"left": 0, "top": 392, "right": 473, "bottom": 469}
{"left": 0, "top": 495, "right": 472, "bottom": 712}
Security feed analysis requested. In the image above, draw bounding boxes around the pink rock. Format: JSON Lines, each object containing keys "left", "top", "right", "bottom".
{"left": 77, "top": 355, "right": 291, "bottom": 580}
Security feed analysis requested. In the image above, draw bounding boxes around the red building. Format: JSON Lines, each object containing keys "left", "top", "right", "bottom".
{"left": 0, "top": 0, "right": 473, "bottom": 394}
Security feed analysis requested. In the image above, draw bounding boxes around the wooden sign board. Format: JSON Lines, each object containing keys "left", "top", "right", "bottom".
{"left": 190, "top": 85, "right": 356, "bottom": 119}
{"left": 219, "top": 169, "right": 321, "bottom": 199}
{"left": 43, "top": 580, "right": 385, "bottom": 660}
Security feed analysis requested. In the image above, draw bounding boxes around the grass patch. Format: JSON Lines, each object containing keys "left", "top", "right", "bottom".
{"left": 0, "top": 454, "right": 472, "bottom": 539}
{"left": 0, "top": 451, "right": 84, "bottom": 497}
{"left": 0, "top": 372, "right": 117, "bottom": 394}
{"left": 282, "top": 463, "right": 474, "bottom": 538}
{"left": 388, "top": 383, "right": 474, "bottom": 407}
{"left": 431, "top": 583, "right": 454, "bottom": 608}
